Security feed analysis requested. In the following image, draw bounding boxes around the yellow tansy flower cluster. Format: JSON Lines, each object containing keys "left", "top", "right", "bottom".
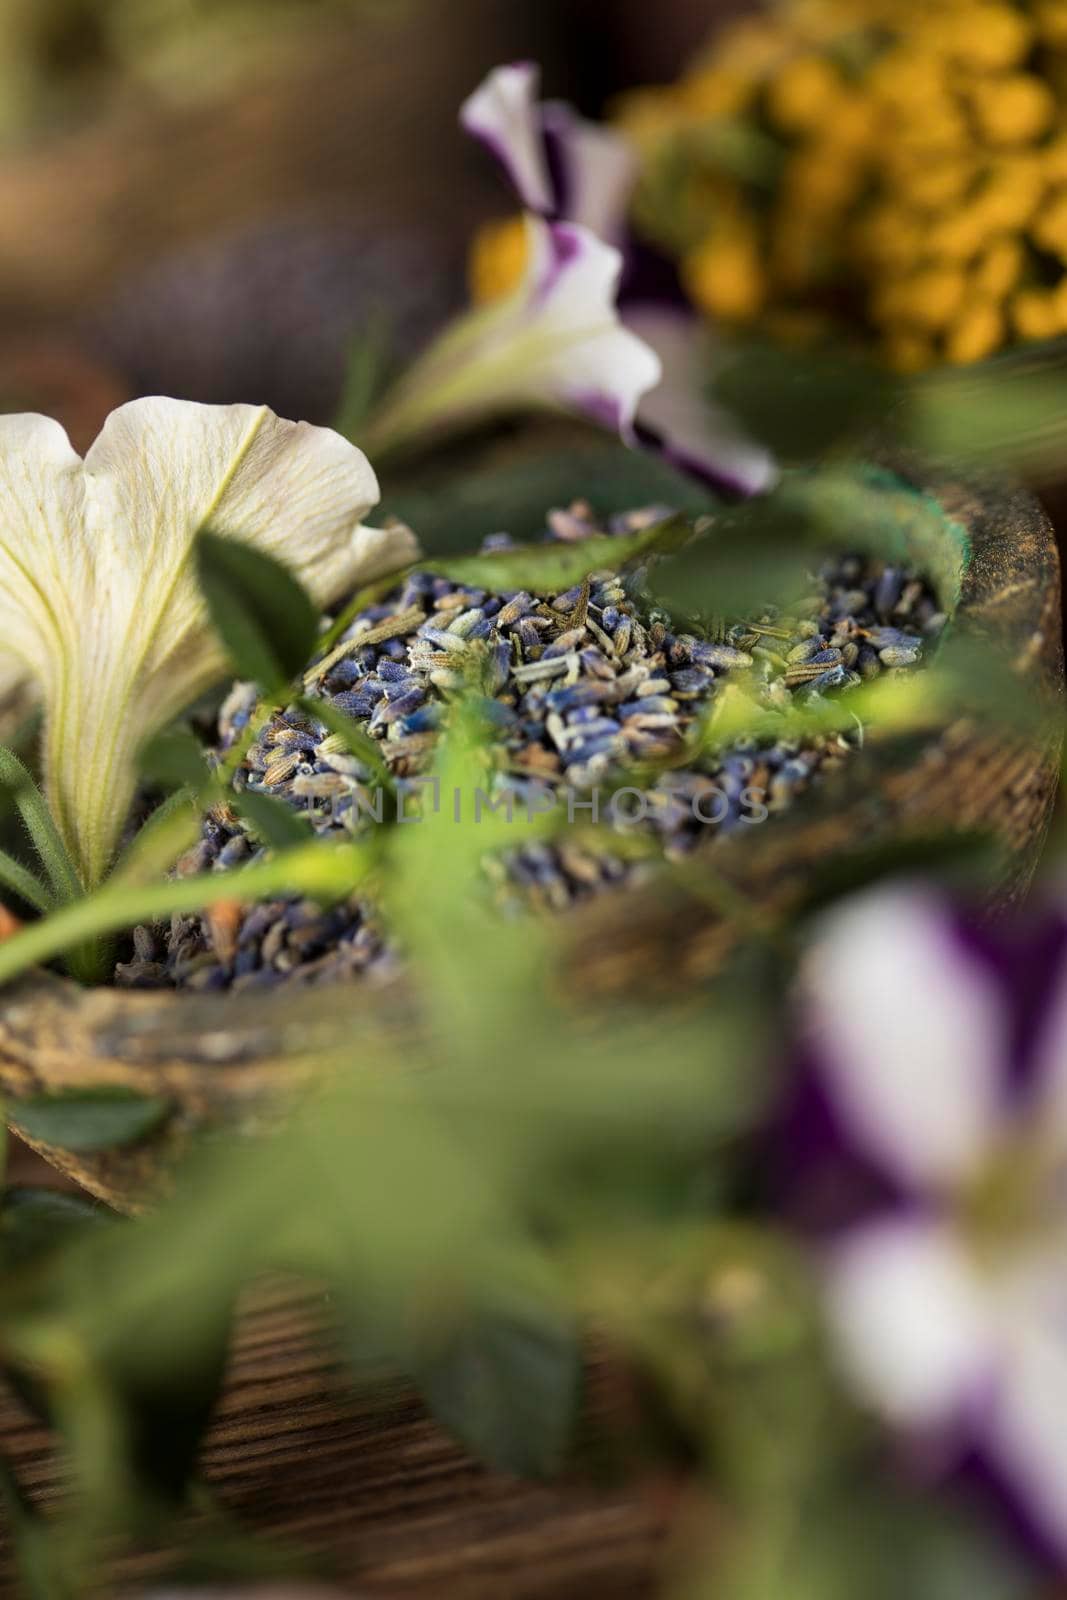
{"left": 616, "top": 0, "right": 1067, "bottom": 369}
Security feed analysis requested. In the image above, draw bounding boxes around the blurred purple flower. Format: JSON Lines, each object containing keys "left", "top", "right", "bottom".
{"left": 460, "top": 62, "right": 776, "bottom": 495}
{"left": 797, "top": 883, "right": 1067, "bottom": 1564}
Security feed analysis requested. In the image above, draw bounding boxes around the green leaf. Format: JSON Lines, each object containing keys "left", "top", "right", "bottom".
{"left": 380, "top": 436, "right": 717, "bottom": 555}
{"left": 0, "top": 837, "right": 373, "bottom": 987}
{"left": 315, "top": 567, "right": 418, "bottom": 657}
{"left": 0, "top": 848, "right": 53, "bottom": 914}
{"left": 9, "top": 1089, "right": 173, "bottom": 1152}
{"left": 0, "top": 746, "right": 83, "bottom": 906}
{"left": 905, "top": 338, "right": 1067, "bottom": 481}
{"left": 296, "top": 693, "right": 394, "bottom": 792}
{"left": 428, "top": 512, "right": 692, "bottom": 596}
{"left": 100, "top": 1293, "right": 234, "bottom": 1506}
{"left": 232, "top": 788, "right": 310, "bottom": 850}
{"left": 0, "top": 1457, "right": 79, "bottom": 1600}
{"left": 648, "top": 465, "right": 966, "bottom": 623}
{"left": 647, "top": 510, "right": 813, "bottom": 621}
{"left": 335, "top": 320, "right": 396, "bottom": 439}
{"left": 111, "top": 786, "right": 203, "bottom": 886}
{"left": 138, "top": 727, "right": 208, "bottom": 791}
{"left": 416, "top": 1297, "right": 582, "bottom": 1478}
{"left": 0, "top": 1188, "right": 108, "bottom": 1270}
{"left": 714, "top": 338, "right": 901, "bottom": 461}
{"left": 195, "top": 530, "right": 320, "bottom": 693}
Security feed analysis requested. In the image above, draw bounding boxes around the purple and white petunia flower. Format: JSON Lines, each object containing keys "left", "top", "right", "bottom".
{"left": 624, "top": 306, "right": 778, "bottom": 498}
{"left": 796, "top": 882, "right": 1067, "bottom": 1565}
{"left": 362, "top": 214, "right": 662, "bottom": 460}
{"left": 460, "top": 62, "right": 777, "bottom": 494}
{"left": 460, "top": 60, "right": 637, "bottom": 243}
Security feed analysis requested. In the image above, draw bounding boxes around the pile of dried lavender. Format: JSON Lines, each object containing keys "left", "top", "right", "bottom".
{"left": 117, "top": 502, "right": 944, "bottom": 993}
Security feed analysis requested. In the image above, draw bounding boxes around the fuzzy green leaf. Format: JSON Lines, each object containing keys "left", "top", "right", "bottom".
{"left": 232, "top": 788, "right": 311, "bottom": 850}
{"left": 138, "top": 727, "right": 209, "bottom": 791}
{"left": 195, "top": 530, "right": 320, "bottom": 693}
{"left": 427, "top": 513, "right": 692, "bottom": 596}
{"left": 380, "top": 437, "right": 716, "bottom": 555}
{"left": 416, "top": 1297, "right": 581, "bottom": 1478}
{"left": 0, "top": 837, "right": 372, "bottom": 987}
{"left": 0, "top": 849, "right": 53, "bottom": 915}
{"left": 9, "top": 1089, "right": 173, "bottom": 1153}
{"left": 297, "top": 693, "right": 394, "bottom": 792}
{"left": 0, "top": 746, "right": 83, "bottom": 906}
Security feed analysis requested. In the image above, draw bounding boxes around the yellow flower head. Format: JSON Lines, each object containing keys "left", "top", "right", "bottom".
{"left": 469, "top": 215, "right": 530, "bottom": 304}
{"left": 618, "top": 0, "right": 1067, "bottom": 368}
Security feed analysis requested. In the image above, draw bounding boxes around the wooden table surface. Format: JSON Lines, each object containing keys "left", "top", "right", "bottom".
{"left": 0, "top": 1143, "right": 668, "bottom": 1598}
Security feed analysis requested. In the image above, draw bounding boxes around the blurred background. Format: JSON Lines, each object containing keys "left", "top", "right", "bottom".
{"left": 0, "top": 0, "right": 747, "bottom": 445}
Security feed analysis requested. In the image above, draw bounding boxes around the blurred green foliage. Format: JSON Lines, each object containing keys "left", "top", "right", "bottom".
{"left": 0, "top": 0, "right": 407, "bottom": 142}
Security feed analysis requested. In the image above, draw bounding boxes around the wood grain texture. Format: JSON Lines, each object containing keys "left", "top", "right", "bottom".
{"left": 0, "top": 457, "right": 1062, "bottom": 1214}
{"left": 0, "top": 1282, "right": 671, "bottom": 1599}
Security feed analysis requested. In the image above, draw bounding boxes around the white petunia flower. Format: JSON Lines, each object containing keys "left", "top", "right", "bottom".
{"left": 0, "top": 398, "right": 415, "bottom": 888}
{"left": 363, "top": 215, "right": 663, "bottom": 459}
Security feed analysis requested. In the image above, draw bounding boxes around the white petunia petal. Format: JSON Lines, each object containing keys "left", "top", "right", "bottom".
{"left": 828, "top": 1217, "right": 995, "bottom": 1429}
{"left": 515, "top": 220, "right": 663, "bottom": 438}
{"left": 0, "top": 399, "right": 413, "bottom": 887}
{"left": 988, "top": 1255, "right": 1067, "bottom": 1559}
{"left": 540, "top": 101, "right": 636, "bottom": 241}
{"left": 623, "top": 304, "right": 778, "bottom": 496}
{"left": 460, "top": 63, "right": 555, "bottom": 215}
{"left": 365, "top": 217, "right": 662, "bottom": 456}
{"left": 804, "top": 885, "right": 1006, "bottom": 1192}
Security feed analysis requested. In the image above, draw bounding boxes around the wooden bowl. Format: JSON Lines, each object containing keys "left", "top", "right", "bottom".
{"left": 0, "top": 457, "right": 1061, "bottom": 1214}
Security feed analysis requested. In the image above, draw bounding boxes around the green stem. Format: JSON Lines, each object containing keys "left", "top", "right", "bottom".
{"left": 317, "top": 568, "right": 417, "bottom": 656}
{"left": 359, "top": 307, "right": 599, "bottom": 464}
{"left": 112, "top": 701, "right": 277, "bottom": 889}
{"left": 0, "top": 748, "right": 83, "bottom": 906}
{"left": 0, "top": 840, "right": 374, "bottom": 990}
{"left": 109, "top": 787, "right": 202, "bottom": 886}
{"left": 0, "top": 850, "right": 53, "bottom": 915}
{"left": 296, "top": 695, "right": 395, "bottom": 796}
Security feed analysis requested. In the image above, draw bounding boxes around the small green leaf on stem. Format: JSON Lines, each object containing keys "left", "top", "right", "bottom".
{"left": 232, "top": 789, "right": 310, "bottom": 850}
{"left": 0, "top": 849, "right": 53, "bottom": 915}
{"left": 297, "top": 694, "right": 394, "bottom": 793}
{"left": 138, "top": 728, "right": 209, "bottom": 791}
{"left": 427, "top": 513, "right": 692, "bottom": 595}
{"left": 416, "top": 1294, "right": 582, "bottom": 1478}
{"left": 195, "top": 531, "right": 321, "bottom": 693}
{"left": 9, "top": 1089, "right": 173, "bottom": 1153}
{"left": 0, "top": 746, "right": 83, "bottom": 907}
